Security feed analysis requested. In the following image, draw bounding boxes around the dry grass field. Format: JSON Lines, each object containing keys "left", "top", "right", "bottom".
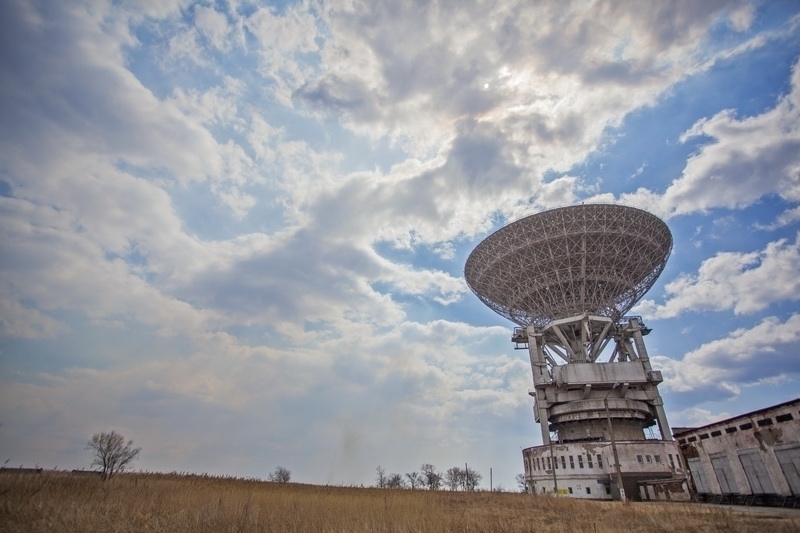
{"left": 1, "top": 470, "right": 798, "bottom": 533}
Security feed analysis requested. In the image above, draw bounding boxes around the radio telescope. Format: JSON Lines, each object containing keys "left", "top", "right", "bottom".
{"left": 464, "top": 204, "right": 672, "bottom": 327}
{"left": 465, "top": 204, "right": 688, "bottom": 501}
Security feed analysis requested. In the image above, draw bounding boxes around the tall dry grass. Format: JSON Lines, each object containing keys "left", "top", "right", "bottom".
{"left": 1, "top": 470, "right": 798, "bottom": 533}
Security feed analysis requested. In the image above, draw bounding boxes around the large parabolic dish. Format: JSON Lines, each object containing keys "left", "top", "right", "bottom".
{"left": 464, "top": 204, "right": 672, "bottom": 327}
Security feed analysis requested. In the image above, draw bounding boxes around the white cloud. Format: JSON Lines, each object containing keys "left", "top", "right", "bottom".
{"left": 756, "top": 205, "right": 800, "bottom": 230}
{"left": 0, "top": 289, "right": 66, "bottom": 339}
{"left": 671, "top": 406, "right": 732, "bottom": 428}
{"left": 194, "top": 5, "right": 235, "bottom": 52}
{"left": 376, "top": 262, "right": 468, "bottom": 305}
{"left": 619, "top": 58, "right": 800, "bottom": 218}
{"left": 654, "top": 314, "right": 800, "bottom": 398}
{"left": 636, "top": 234, "right": 800, "bottom": 318}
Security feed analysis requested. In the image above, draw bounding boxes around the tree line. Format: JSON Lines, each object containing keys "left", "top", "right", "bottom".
{"left": 84, "top": 430, "right": 524, "bottom": 491}
{"left": 375, "top": 463, "right": 483, "bottom": 491}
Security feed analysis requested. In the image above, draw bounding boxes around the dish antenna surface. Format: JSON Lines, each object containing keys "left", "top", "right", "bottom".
{"left": 464, "top": 204, "right": 672, "bottom": 327}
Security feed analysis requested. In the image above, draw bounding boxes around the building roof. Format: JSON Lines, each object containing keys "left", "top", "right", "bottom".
{"left": 672, "top": 397, "right": 800, "bottom": 438}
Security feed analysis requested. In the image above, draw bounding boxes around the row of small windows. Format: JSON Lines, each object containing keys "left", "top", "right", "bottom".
{"left": 636, "top": 454, "right": 661, "bottom": 464}
{"left": 529, "top": 453, "right": 602, "bottom": 472}
{"left": 528, "top": 453, "right": 680, "bottom": 472}
{"left": 678, "top": 412, "right": 796, "bottom": 445}
{"left": 539, "top": 486, "right": 607, "bottom": 496}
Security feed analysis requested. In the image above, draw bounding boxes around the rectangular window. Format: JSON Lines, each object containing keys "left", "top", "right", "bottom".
{"left": 561, "top": 456, "right": 566, "bottom": 469}
{"left": 605, "top": 485, "right": 611, "bottom": 495}
{"left": 597, "top": 455, "right": 603, "bottom": 468}
{"left": 711, "top": 430, "right": 722, "bottom": 437}
{"left": 725, "top": 427, "right": 738, "bottom": 434}
{"left": 586, "top": 487, "right": 591, "bottom": 495}
{"left": 568, "top": 487, "right": 573, "bottom": 494}
{"left": 646, "top": 455, "right": 652, "bottom": 463}
{"left": 740, "top": 422, "right": 753, "bottom": 430}
{"left": 637, "top": 455, "right": 643, "bottom": 463}
{"left": 578, "top": 455, "right": 584, "bottom": 469}
{"left": 569, "top": 455, "right": 575, "bottom": 469}
{"left": 678, "top": 438, "right": 687, "bottom": 444}
{"left": 757, "top": 419, "right": 773, "bottom": 427}
{"left": 699, "top": 433, "right": 710, "bottom": 440}
{"left": 587, "top": 455, "right": 593, "bottom": 468}
{"left": 776, "top": 413, "right": 793, "bottom": 423}
{"left": 688, "top": 436, "right": 697, "bottom": 442}
{"left": 669, "top": 454, "right": 675, "bottom": 468}
{"left": 547, "top": 457, "right": 551, "bottom": 470}
{"left": 654, "top": 455, "right": 661, "bottom": 463}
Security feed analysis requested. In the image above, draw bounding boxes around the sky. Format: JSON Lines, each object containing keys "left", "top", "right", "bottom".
{"left": 1, "top": 0, "right": 799, "bottom": 491}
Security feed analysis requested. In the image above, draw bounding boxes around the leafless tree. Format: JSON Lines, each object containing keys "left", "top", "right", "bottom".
{"left": 268, "top": 466, "right": 291, "bottom": 483}
{"left": 515, "top": 473, "right": 527, "bottom": 492}
{"left": 85, "top": 431, "right": 141, "bottom": 480}
{"left": 462, "top": 466, "right": 481, "bottom": 491}
{"left": 375, "top": 465, "right": 387, "bottom": 488}
{"left": 405, "top": 471, "right": 422, "bottom": 489}
{"left": 420, "top": 463, "right": 442, "bottom": 490}
{"left": 445, "top": 466, "right": 463, "bottom": 491}
{"left": 386, "top": 473, "right": 405, "bottom": 489}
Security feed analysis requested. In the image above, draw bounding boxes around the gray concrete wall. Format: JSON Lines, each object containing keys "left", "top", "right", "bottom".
{"left": 676, "top": 400, "right": 800, "bottom": 496}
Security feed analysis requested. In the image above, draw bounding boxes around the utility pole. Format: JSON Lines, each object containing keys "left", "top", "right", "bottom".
{"left": 604, "top": 382, "right": 627, "bottom": 503}
{"left": 549, "top": 436, "right": 558, "bottom": 494}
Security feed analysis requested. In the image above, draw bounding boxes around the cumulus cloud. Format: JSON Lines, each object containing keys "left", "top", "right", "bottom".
{"left": 756, "top": 205, "right": 800, "bottom": 230}
{"left": 670, "top": 406, "right": 733, "bottom": 428}
{"left": 619, "top": 57, "right": 800, "bottom": 218}
{"left": 636, "top": 234, "right": 800, "bottom": 318}
{"left": 194, "top": 5, "right": 237, "bottom": 52}
{"left": 654, "top": 314, "right": 800, "bottom": 399}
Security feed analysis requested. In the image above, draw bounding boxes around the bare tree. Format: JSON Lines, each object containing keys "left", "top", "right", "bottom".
{"left": 375, "top": 465, "right": 387, "bottom": 488}
{"left": 515, "top": 473, "right": 528, "bottom": 493}
{"left": 85, "top": 431, "right": 141, "bottom": 480}
{"left": 462, "top": 466, "right": 482, "bottom": 492}
{"left": 386, "top": 473, "right": 405, "bottom": 489}
{"left": 268, "top": 466, "right": 291, "bottom": 483}
{"left": 420, "top": 463, "right": 442, "bottom": 490}
{"left": 445, "top": 466, "right": 463, "bottom": 491}
{"left": 405, "top": 471, "right": 422, "bottom": 489}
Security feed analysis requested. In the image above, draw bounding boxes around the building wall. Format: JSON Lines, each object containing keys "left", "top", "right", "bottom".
{"left": 639, "top": 479, "right": 691, "bottom": 502}
{"left": 522, "top": 440, "right": 686, "bottom": 500}
{"left": 675, "top": 399, "right": 800, "bottom": 497}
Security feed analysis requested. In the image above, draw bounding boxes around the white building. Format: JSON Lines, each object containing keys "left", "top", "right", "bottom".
{"left": 674, "top": 398, "right": 800, "bottom": 506}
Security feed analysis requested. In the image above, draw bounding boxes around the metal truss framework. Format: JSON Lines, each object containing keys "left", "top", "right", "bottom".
{"left": 516, "top": 314, "right": 672, "bottom": 446}
{"left": 465, "top": 204, "right": 672, "bottom": 327}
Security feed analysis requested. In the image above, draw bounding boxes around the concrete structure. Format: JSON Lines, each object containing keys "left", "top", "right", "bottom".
{"left": 521, "top": 438, "right": 689, "bottom": 500}
{"left": 516, "top": 315, "right": 689, "bottom": 501}
{"left": 465, "top": 204, "right": 689, "bottom": 501}
{"left": 674, "top": 398, "right": 800, "bottom": 506}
